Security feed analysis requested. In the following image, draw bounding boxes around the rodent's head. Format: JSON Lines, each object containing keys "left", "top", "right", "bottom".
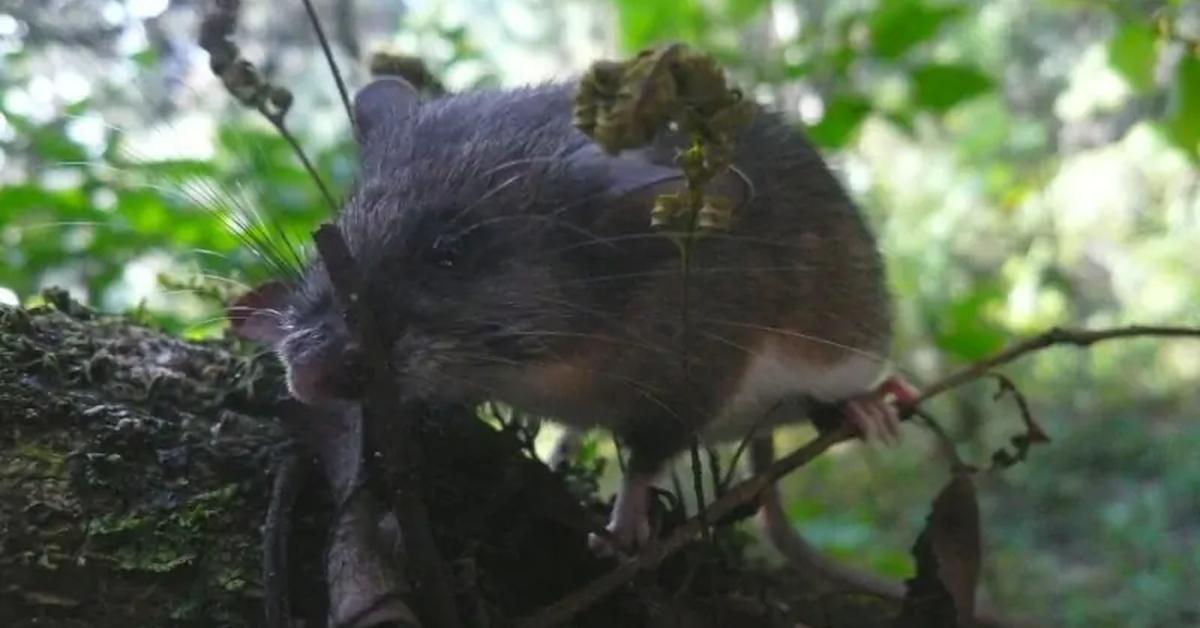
{"left": 232, "top": 77, "right": 725, "bottom": 405}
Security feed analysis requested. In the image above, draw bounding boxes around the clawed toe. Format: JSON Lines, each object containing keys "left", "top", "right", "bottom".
{"left": 841, "top": 375, "right": 918, "bottom": 446}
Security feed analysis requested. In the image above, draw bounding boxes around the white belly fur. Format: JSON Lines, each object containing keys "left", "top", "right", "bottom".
{"left": 704, "top": 341, "right": 888, "bottom": 442}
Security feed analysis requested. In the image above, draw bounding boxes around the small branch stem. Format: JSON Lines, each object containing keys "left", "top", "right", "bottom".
{"left": 266, "top": 112, "right": 338, "bottom": 212}
{"left": 912, "top": 325, "right": 1200, "bottom": 406}
{"left": 263, "top": 449, "right": 301, "bottom": 628}
{"left": 312, "top": 224, "right": 461, "bottom": 628}
{"left": 299, "top": 0, "right": 356, "bottom": 132}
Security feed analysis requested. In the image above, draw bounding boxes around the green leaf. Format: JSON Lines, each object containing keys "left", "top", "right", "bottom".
{"left": 806, "top": 95, "right": 871, "bottom": 148}
{"left": 911, "top": 63, "right": 994, "bottom": 113}
{"left": 723, "top": 0, "right": 770, "bottom": 24}
{"left": 1163, "top": 53, "right": 1200, "bottom": 159}
{"left": 883, "top": 109, "right": 918, "bottom": 138}
{"left": 933, "top": 284, "right": 1007, "bottom": 361}
{"left": 29, "top": 122, "right": 88, "bottom": 164}
{"left": 612, "top": 0, "right": 708, "bottom": 51}
{"left": 1108, "top": 23, "right": 1159, "bottom": 92}
{"left": 870, "top": 0, "right": 964, "bottom": 60}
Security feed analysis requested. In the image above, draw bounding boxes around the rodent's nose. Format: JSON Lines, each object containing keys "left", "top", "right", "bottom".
{"left": 280, "top": 326, "right": 370, "bottom": 404}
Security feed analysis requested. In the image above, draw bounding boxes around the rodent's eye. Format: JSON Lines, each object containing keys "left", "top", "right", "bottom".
{"left": 428, "top": 234, "right": 464, "bottom": 268}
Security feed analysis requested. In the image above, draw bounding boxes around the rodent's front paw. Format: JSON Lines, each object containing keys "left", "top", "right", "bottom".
{"left": 843, "top": 396, "right": 900, "bottom": 444}
{"left": 842, "top": 375, "right": 919, "bottom": 445}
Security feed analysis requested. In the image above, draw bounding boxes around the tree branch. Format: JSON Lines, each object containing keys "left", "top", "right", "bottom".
{"left": 311, "top": 224, "right": 461, "bottom": 628}
{"left": 300, "top": 0, "right": 356, "bottom": 132}
{"left": 263, "top": 449, "right": 301, "bottom": 628}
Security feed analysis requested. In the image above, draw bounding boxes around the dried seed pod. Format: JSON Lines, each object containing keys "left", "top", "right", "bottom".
{"left": 225, "top": 59, "right": 266, "bottom": 107}
{"left": 368, "top": 51, "right": 445, "bottom": 94}
{"left": 268, "top": 87, "right": 294, "bottom": 117}
{"left": 573, "top": 43, "right": 752, "bottom": 237}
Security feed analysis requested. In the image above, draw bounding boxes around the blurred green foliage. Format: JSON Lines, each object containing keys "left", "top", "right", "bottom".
{"left": 2, "top": 1, "right": 1199, "bottom": 626}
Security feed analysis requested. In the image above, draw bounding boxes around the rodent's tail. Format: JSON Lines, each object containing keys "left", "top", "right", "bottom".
{"left": 750, "top": 437, "right": 903, "bottom": 597}
{"left": 749, "top": 437, "right": 1032, "bottom": 628}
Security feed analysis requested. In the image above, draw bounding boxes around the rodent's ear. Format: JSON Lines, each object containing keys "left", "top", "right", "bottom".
{"left": 565, "top": 143, "right": 682, "bottom": 201}
{"left": 353, "top": 77, "right": 419, "bottom": 142}
{"left": 227, "top": 280, "right": 290, "bottom": 344}
{"left": 565, "top": 143, "right": 751, "bottom": 231}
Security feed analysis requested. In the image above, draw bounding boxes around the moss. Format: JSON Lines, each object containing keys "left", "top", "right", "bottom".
{"left": 0, "top": 297, "right": 283, "bottom": 626}
{"left": 8, "top": 444, "right": 68, "bottom": 479}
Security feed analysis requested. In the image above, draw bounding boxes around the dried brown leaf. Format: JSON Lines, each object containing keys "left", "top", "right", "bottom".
{"left": 896, "top": 471, "right": 981, "bottom": 628}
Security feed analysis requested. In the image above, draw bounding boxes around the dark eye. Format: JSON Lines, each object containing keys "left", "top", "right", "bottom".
{"left": 428, "top": 234, "right": 463, "bottom": 268}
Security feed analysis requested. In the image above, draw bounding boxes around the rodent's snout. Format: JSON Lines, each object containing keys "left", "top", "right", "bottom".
{"left": 279, "top": 320, "right": 365, "bottom": 404}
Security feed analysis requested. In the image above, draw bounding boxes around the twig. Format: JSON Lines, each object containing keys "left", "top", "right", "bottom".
{"left": 299, "top": 0, "right": 356, "bottom": 131}
{"left": 312, "top": 224, "right": 461, "bottom": 628}
{"left": 705, "top": 444, "right": 723, "bottom": 498}
{"left": 719, "top": 399, "right": 781, "bottom": 490}
{"left": 266, "top": 111, "right": 338, "bottom": 212}
{"left": 912, "top": 408, "right": 965, "bottom": 470}
{"left": 517, "top": 323, "right": 1200, "bottom": 627}
{"left": 911, "top": 325, "right": 1200, "bottom": 405}
{"left": 688, "top": 438, "right": 708, "bottom": 540}
{"left": 263, "top": 448, "right": 301, "bottom": 628}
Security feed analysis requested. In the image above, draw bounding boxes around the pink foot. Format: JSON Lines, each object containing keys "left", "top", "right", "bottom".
{"left": 841, "top": 375, "right": 919, "bottom": 445}
{"left": 588, "top": 472, "right": 654, "bottom": 556}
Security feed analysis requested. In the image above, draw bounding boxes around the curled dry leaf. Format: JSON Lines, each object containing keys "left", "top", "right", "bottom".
{"left": 897, "top": 470, "right": 981, "bottom": 628}
{"left": 989, "top": 373, "right": 1051, "bottom": 470}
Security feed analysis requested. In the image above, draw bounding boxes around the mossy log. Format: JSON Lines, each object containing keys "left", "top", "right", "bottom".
{"left": 0, "top": 294, "right": 896, "bottom": 628}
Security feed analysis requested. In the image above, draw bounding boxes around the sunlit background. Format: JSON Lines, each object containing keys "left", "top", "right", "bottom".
{"left": 1, "top": 1, "right": 1198, "bottom": 626}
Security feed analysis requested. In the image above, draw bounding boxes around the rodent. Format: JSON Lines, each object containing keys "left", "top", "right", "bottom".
{"left": 232, "top": 76, "right": 915, "bottom": 550}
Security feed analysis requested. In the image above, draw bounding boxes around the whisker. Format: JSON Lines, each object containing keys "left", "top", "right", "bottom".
{"left": 180, "top": 314, "right": 246, "bottom": 332}
{"left": 225, "top": 305, "right": 287, "bottom": 321}
{"left": 697, "top": 317, "right": 905, "bottom": 372}
{"left": 444, "top": 172, "right": 528, "bottom": 233}
{"left": 556, "top": 265, "right": 814, "bottom": 287}
{"left": 499, "top": 329, "right": 678, "bottom": 357}
{"left": 9, "top": 221, "right": 122, "bottom": 233}
{"left": 193, "top": 273, "right": 253, "bottom": 291}
{"left": 481, "top": 156, "right": 561, "bottom": 178}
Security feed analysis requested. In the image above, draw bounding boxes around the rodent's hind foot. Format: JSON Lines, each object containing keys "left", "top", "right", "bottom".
{"left": 842, "top": 375, "right": 919, "bottom": 445}
{"left": 587, "top": 521, "right": 651, "bottom": 557}
{"left": 588, "top": 471, "right": 654, "bottom": 557}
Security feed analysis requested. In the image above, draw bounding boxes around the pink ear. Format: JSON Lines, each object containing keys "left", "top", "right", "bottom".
{"left": 227, "top": 280, "right": 291, "bottom": 344}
